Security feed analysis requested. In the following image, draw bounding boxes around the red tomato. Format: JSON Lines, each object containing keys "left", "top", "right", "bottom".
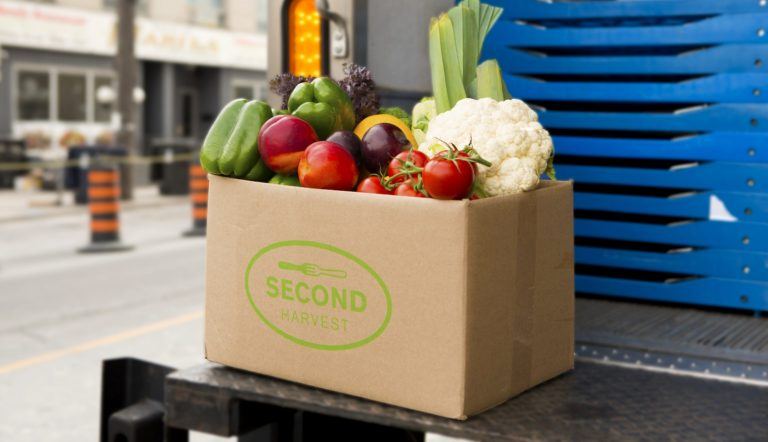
{"left": 298, "top": 141, "right": 359, "bottom": 190}
{"left": 387, "top": 150, "right": 429, "bottom": 184}
{"left": 458, "top": 151, "right": 478, "bottom": 173}
{"left": 393, "top": 181, "right": 426, "bottom": 198}
{"left": 422, "top": 154, "right": 475, "bottom": 200}
{"left": 356, "top": 176, "right": 392, "bottom": 195}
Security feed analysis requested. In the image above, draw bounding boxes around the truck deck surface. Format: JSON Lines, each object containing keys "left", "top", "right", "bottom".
{"left": 577, "top": 298, "right": 768, "bottom": 367}
{"left": 165, "top": 299, "right": 768, "bottom": 441}
{"left": 165, "top": 359, "right": 767, "bottom": 441}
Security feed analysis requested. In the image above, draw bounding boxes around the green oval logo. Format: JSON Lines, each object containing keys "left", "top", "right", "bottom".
{"left": 244, "top": 240, "right": 391, "bottom": 351}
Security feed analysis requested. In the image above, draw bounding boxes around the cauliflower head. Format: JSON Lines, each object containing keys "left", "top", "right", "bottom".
{"left": 418, "top": 98, "right": 554, "bottom": 196}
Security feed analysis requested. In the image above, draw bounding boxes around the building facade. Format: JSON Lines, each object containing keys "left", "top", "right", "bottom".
{"left": 0, "top": 0, "right": 268, "bottom": 159}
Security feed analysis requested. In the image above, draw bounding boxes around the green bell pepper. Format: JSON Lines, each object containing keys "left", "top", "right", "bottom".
{"left": 200, "top": 98, "right": 246, "bottom": 175}
{"left": 292, "top": 102, "right": 339, "bottom": 140}
{"left": 268, "top": 174, "right": 301, "bottom": 186}
{"left": 287, "top": 82, "right": 315, "bottom": 113}
{"left": 286, "top": 77, "right": 356, "bottom": 138}
{"left": 245, "top": 158, "right": 274, "bottom": 182}
{"left": 218, "top": 100, "right": 273, "bottom": 177}
{"left": 312, "top": 77, "right": 356, "bottom": 131}
{"left": 199, "top": 98, "right": 275, "bottom": 182}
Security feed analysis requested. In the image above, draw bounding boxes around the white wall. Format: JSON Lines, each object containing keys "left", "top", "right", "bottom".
{"left": 147, "top": 0, "right": 189, "bottom": 23}
{"left": 52, "top": 0, "right": 264, "bottom": 33}
{"left": 56, "top": 0, "right": 102, "bottom": 10}
{"left": 225, "top": 0, "right": 258, "bottom": 33}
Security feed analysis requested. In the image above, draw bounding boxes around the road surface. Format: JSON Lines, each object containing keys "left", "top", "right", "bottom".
{"left": 0, "top": 194, "right": 465, "bottom": 442}
{"left": 0, "top": 198, "right": 224, "bottom": 441}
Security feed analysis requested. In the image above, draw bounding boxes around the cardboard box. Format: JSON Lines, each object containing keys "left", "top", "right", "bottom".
{"left": 204, "top": 175, "right": 574, "bottom": 419}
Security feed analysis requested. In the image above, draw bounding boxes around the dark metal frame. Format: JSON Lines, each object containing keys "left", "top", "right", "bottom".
{"left": 159, "top": 361, "right": 768, "bottom": 441}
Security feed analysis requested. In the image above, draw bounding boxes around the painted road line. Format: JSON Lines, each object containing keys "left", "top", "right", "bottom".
{"left": 0, "top": 310, "right": 203, "bottom": 375}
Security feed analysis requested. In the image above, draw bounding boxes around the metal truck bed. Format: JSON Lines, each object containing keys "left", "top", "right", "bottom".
{"left": 162, "top": 298, "right": 768, "bottom": 441}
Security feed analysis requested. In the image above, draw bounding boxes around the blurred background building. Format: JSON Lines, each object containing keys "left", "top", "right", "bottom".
{"left": 0, "top": 0, "right": 269, "bottom": 163}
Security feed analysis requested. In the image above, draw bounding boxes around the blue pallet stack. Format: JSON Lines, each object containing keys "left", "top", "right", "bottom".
{"left": 483, "top": 0, "right": 768, "bottom": 313}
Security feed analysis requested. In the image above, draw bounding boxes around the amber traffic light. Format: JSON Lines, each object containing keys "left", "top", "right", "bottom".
{"left": 288, "top": 0, "right": 322, "bottom": 77}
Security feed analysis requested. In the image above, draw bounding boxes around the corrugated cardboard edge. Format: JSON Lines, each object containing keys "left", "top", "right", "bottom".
{"left": 531, "top": 181, "right": 576, "bottom": 385}
{"left": 457, "top": 198, "right": 471, "bottom": 420}
{"left": 462, "top": 181, "right": 575, "bottom": 417}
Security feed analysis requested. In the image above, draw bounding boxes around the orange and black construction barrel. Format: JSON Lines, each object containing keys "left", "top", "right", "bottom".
{"left": 183, "top": 163, "right": 208, "bottom": 237}
{"left": 78, "top": 165, "right": 133, "bottom": 253}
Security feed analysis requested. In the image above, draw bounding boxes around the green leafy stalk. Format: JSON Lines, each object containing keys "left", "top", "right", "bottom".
{"left": 437, "top": 14, "right": 467, "bottom": 112}
{"left": 447, "top": 5, "right": 479, "bottom": 89}
{"left": 428, "top": 1, "right": 507, "bottom": 115}
{"left": 429, "top": 17, "right": 451, "bottom": 114}
{"left": 460, "top": 0, "right": 502, "bottom": 56}
{"left": 476, "top": 59, "right": 505, "bottom": 101}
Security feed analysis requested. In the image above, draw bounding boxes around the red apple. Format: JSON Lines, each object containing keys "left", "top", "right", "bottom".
{"left": 258, "top": 115, "right": 318, "bottom": 174}
{"left": 298, "top": 142, "right": 359, "bottom": 190}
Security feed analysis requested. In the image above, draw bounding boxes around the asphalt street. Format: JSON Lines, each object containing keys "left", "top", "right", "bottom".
{"left": 0, "top": 195, "right": 465, "bottom": 442}
{"left": 0, "top": 199, "right": 226, "bottom": 441}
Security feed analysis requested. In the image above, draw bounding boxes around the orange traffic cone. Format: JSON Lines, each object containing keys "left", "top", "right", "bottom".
{"left": 79, "top": 165, "right": 133, "bottom": 253}
{"left": 183, "top": 163, "right": 208, "bottom": 237}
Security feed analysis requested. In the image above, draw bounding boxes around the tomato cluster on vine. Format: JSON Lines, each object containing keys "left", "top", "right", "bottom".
{"left": 355, "top": 141, "right": 491, "bottom": 200}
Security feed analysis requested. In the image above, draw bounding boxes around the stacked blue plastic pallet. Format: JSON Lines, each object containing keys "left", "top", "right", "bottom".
{"left": 483, "top": 0, "right": 768, "bottom": 312}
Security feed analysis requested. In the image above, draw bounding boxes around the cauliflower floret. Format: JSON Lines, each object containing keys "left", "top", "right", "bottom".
{"left": 418, "top": 98, "right": 554, "bottom": 196}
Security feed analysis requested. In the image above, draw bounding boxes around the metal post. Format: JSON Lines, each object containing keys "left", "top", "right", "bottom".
{"left": 116, "top": 0, "right": 137, "bottom": 200}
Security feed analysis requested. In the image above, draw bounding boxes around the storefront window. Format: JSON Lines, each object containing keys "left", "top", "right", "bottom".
{"left": 93, "top": 76, "right": 114, "bottom": 123}
{"left": 256, "top": 0, "right": 268, "bottom": 33}
{"left": 58, "top": 74, "right": 87, "bottom": 122}
{"left": 188, "top": 0, "right": 224, "bottom": 27}
{"left": 232, "top": 83, "right": 267, "bottom": 101}
{"left": 17, "top": 71, "right": 50, "bottom": 121}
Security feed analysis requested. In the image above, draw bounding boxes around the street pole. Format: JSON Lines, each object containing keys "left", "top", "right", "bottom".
{"left": 116, "top": 0, "right": 137, "bottom": 200}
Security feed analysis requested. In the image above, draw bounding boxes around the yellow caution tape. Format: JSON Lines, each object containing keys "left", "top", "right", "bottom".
{"left": 0, "top": 153, "right": 199, "bottom": 172}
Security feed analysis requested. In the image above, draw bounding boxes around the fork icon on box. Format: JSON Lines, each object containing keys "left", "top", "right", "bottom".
{"left": 278, "top": 261, "right": 348, "bottom": 279}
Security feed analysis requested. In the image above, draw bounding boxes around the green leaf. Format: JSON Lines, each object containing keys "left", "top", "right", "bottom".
{"left": 476, "top": 59, "right": 505, "bottom": 101}
{"left": 467, "top": 77, "right": 478, "bottom": 99}
{"left": 545, "top": 148, "right": 556, "bottom": 180}
{"left": 412, "top": 97, "right": 436, "bottom": 133}
{"left": 379, "top": 106, "right": 412, "bottom": 127}
{"left": 502, "top": 78, "right": 512, "bottom": 100}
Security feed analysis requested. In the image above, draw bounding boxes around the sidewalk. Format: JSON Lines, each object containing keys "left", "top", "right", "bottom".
{"left": 0, "top": 186, "right": 188, "bottom": 223}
